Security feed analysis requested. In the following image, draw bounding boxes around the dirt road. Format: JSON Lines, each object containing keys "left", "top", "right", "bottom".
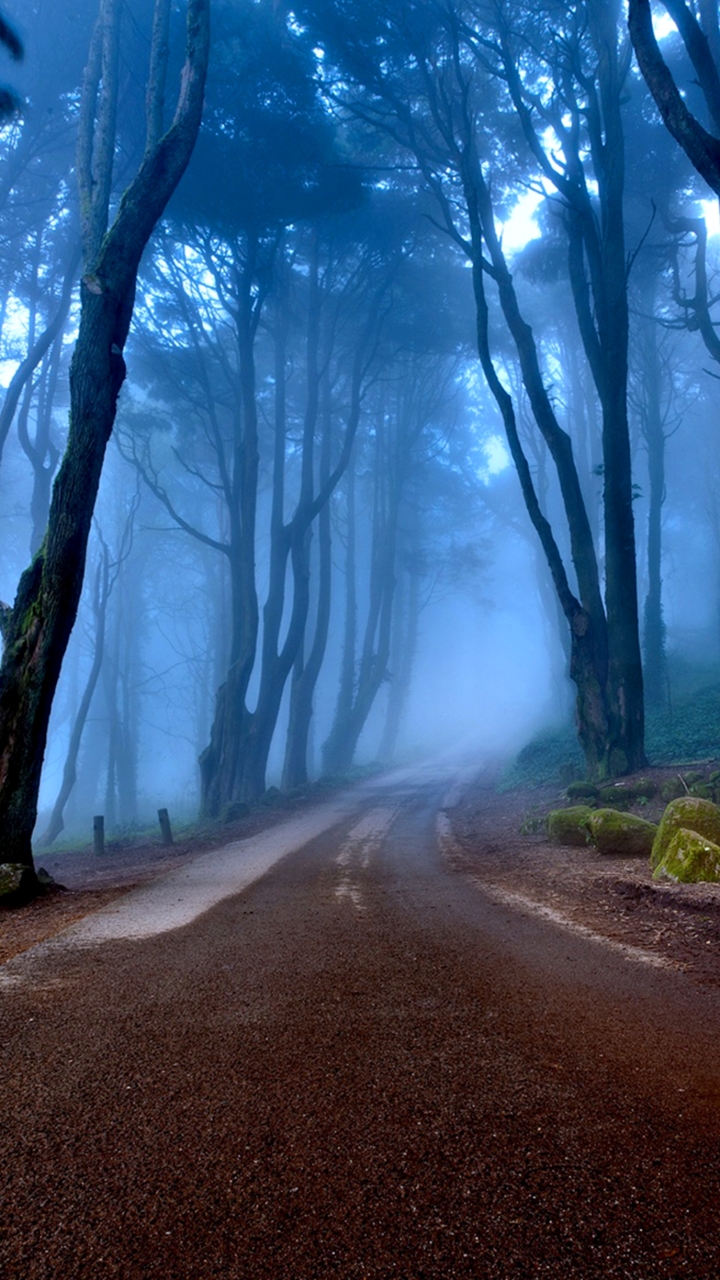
{"left": 2, "top": 763, "right": 720, "bottom": 1278}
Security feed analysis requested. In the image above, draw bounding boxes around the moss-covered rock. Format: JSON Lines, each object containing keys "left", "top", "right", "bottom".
{"left": 566, "top": 780, "right": 599, "bottom": 803}
{"left": 651, "top": 795, "right": 720, "bottom": 870}
{"left": 546, "top": 806, "right": 592, "bottom": 846}
{"left": 630, "top": 777, "right": 658, "bottom": 800}
{"left": 654, "top": 828, "right": 720, "bottom": 884}
{"left": 0, "top": 863, "right": 36, "bottom": 905}
{"left": 597, "top": 785, "right": 634, "bottom": 811}
{"left": 660, "top": 778, "right": 687, "bottom": 803}
{"left": 598, "top": 780, "right": 657, "bottom": 807}
{"left": 586, "top": 809, "right": 658, "bottom": 857}
{"left": 690, "top": 782, "right": 715, "bottom": 800}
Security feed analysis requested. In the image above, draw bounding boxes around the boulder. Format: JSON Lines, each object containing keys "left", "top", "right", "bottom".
{"left": 629, "top": 777, "right": 658, "bottom": 800}
{"left": 259, "top": 786, "right": 288, "bottom": 808}
{"left": 566, "top": 780, "right": 599, "bottom": 803}
{"left": 0, "top": 863, "right": 36, "bottom": 905}
{"left": 690, "top": 783, "right": 715, "bottom": 801}
{"left": 654, "top": 828, "right": 720, "bottom": 884}
{"left": 651, "top": 796, "right": 720, "bottom": 870}
{"left": 546, "top": 806, "right": 592, "bottom": 846}
{"left": 598, "top": 785, "right": 634, "bottom": 811}
{"left": 585, "top": 808, "right": 657, "bottom": 858}
{"left": 660, "top": 778, "right": 686, "bottom": 803}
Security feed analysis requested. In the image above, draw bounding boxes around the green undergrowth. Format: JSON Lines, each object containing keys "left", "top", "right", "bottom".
{"left": 504, "top": 675, "right": 720, "bottom": 790}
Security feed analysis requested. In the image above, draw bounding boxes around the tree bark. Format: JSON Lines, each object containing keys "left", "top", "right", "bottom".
{"left": 39, "top": 545, "right": 109, "bottom": 847}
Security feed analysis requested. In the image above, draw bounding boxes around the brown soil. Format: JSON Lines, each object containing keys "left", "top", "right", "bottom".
{"left": 5, "top": 762, "right": 720, "bottom": 985}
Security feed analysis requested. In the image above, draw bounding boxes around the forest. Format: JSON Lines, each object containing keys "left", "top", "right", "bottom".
{"left": 0, "top": 0, "right": 719, "bottom": 880}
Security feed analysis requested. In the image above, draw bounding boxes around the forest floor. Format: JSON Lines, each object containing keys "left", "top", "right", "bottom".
{"left": 4, "top": 760, "right": 720, "bottom": 985}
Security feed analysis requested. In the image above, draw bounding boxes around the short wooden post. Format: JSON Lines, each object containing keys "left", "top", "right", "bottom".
{"left": 158, "top": 807, "right": 173, "bottom": 846}
{"left": 93, "top": 815, "right": 105, "bottom": 856}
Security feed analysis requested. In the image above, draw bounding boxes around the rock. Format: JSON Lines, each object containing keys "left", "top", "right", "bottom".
{"left": 683, "top": 771, "right": 704, "bottom": 787}
{"left": 660, "top": 778, "right": 686, "bottom": 803}
{"left": 546, "top": 806, "right": 592, "bottom": 846}
{"left": 0, "top": 863, "right": 37, "bottom": 905}
{"left": 599, "top": 779, "right": 657, "bottom": 807}
{"left": 598, "top": 785, "right": 634, "bottom": 811}
{"left": 585, "top": 809, "right": 657, "bottom": 858}
{"left": 651, "top": 796, "right": 720, "bottom": 870}
{"left": 654, "top": 828, "right": 720, "bottom": 884}
{"left": 566, "top": 781, "right": 599, "bottom": 802}
{"left": 35, "top": 867, "right": 63, "bottom": 892}
{"left": 259, "top": 786, "right": 288, "bottom": 808}
{"left": 630, "top": 777, "right": 658, "bottom": 800}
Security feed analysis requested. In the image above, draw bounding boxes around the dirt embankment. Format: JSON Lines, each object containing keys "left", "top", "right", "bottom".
{"left": 446, "top": 764, "right": 720, "bottom": 988}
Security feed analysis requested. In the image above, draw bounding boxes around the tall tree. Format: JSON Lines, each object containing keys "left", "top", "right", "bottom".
{"left": 0, "top": 0, "right": 209, "bottom": 873}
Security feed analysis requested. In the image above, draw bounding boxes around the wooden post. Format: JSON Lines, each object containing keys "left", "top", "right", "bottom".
{"left": 158, "top": 807, "right": 173, "bottom": 846}
{"left": 93, "top": 815, "right": 105, "bottom": 856}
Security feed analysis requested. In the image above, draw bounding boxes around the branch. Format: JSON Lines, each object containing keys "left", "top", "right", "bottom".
{"left": 628, "top": 0, "right": 720, "bottom": 196}
{"left": 0, "top": 239, "right": 81, "bottom": 464}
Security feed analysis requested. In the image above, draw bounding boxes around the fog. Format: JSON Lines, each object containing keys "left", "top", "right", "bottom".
{"left": 1, "top": 0, "right": 720, "bottom": 853}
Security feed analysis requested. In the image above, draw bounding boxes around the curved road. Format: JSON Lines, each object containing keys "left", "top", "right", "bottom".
{"left": 2, "top": 763, "right": 720, "bottom": 1277}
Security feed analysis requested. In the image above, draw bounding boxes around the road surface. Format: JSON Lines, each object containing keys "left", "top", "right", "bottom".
{"left": 2, "top": 762, "right": 720, "bottom": 1278}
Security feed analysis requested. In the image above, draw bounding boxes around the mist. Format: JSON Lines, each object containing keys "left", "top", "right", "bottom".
{"left": 1, "top": 0, "right": 720, "bottom": 857}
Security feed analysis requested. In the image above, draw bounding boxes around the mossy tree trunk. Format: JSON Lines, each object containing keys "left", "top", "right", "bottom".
{"left": 0, "top": 0, "right": 209, "bottom": 870}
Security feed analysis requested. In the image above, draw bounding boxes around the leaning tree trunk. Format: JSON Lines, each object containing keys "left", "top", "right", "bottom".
{"left": 466, "top": 175, "right": 618, "bottom": 779}
{"left": 378, "top": 514, "right": 421, "bottom": 764}
{"left": 0, "top": 0, "right": 209, "bottom": 870}
{"left": 323, "top": 423, "right": 399, "bottom": 777}
{"left": 282, "top": 372, "right": 334, "bottom": 791}
{"left": 637, "top": 283, "right": 667, "bottom": 709}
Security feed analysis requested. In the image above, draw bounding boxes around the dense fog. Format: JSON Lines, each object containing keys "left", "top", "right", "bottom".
{"left": 1, "top": 0, "right": 720, "bottom": 855}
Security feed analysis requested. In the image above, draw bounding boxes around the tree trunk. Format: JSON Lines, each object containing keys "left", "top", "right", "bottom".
{"left": 39, "top": 546, "right": 109, "bottom": 846}
{"left": 378, "top": 513, "right": 421, "bottom": 764}
{"left": 282, "top": 371, "right": 334, "bottom": 790}
{"left": 199, "top": 239, "right": 263, "bottom": 817}
{"left": 591, "top": 0, "right": 645, "bottom": 771}
{"left": 323, "top": 417, "right": 399, "bottom": 776}
{"left": 465, "top": 173, "right": 619, "bottom": 778}
{"left": 637, "top": 287, "right": 667, "bottom": 709}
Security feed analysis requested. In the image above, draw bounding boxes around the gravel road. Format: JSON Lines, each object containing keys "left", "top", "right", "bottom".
{"left": 2, "top": 763, "right": 720, "bottom": 1278}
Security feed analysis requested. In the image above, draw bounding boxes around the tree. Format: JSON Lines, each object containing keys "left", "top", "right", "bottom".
{"left": 302, "top": 0, "right": 646, "bottom": 777}
{"left": 0, "top": 0, "right": 209, "bottom": 873}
